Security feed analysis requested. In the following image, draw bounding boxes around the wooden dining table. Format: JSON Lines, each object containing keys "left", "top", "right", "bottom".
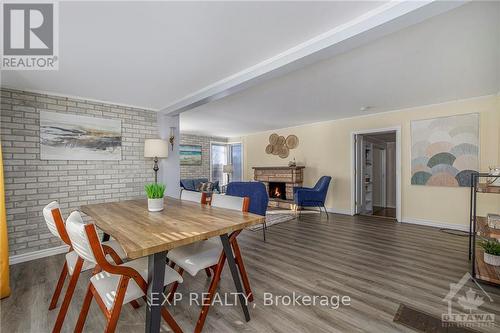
{"left": 80, "top": 197, "right": 265, "bottom": 333}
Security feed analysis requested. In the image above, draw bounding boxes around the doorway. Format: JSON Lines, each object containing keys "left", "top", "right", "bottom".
{"left": 352, "top": 128, "right": 401, "bottom": 221}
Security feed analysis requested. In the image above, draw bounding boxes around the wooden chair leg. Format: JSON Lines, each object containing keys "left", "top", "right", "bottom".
{"left": 129, "top": 300, "right": 141, "bottom": 309}
{"left": 194, "top": 256, "right": 226, "bottom": 333}
{"left": 74, "top": 284, "right": 94, "bottom": 333}
{"left": 49, "top": 262, "right": 68, "bottom": 310}
{"left": 161, "top": 307, "right": 183, "bottom": 333}
{"left": 204, "top": 268, "right": 212, "bottom": 277}
{"left": 52, "top": 257, "right": 83, "bottom": 333}
{"left": 167, "top": 267, "right": 184, "bottom": 303}
{"left": 104, "top": 278, "right": 128, "bottom": 333}
{"left": 231, "top": 239, "right": 253, "bottom": 302}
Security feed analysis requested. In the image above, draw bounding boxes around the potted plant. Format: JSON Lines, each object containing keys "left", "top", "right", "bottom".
{"left": 145, "top": 183, "right": 166, "bottom": 212}
{"left": 479, "top": 239, "right": 500, "bottom": 266}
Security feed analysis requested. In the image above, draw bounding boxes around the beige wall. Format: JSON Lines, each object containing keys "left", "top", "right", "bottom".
{"left": 239, "top": 95, "right": 500, "bottom": 228}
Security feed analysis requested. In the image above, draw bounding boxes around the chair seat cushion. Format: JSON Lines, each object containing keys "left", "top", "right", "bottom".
{"left": 167, "top": 239, "right": 222, "bottom": 276}
{"left": 90, "top": 257, "right": 183, "bottom": 310}
{"left": 65, "top": 239, "right": 127, "bottom": 275}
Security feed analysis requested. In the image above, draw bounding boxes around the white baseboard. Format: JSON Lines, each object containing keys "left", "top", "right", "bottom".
{"left": 325, "top": 207, "right": 352, "bottom": 215}
{"left": 402, "top": 218, "right": 468, "bottom": 232}
{"left": 9, "top": 245, "right": 69, "bottom": 265}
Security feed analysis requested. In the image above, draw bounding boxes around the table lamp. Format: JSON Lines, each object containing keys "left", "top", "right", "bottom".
{"left": 144, "top": 139, "right": 168, "bottom": 183}
{"left": 223, "top": 164, "right": 233, "bottom": 184}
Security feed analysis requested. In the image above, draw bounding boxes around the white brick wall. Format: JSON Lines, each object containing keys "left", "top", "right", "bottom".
{"left": 0, "top": 88, "right": 158, "bottom": 256}
{"left": 179, "top": 134, "right": 227, "bottom": 180}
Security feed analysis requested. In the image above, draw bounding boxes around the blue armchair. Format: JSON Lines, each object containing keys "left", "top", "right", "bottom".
{"left": 226, "top": 182, "right": 269, "bottom": 241}
{"left": 293, "top": 176, "right": 332, "bottom": 219}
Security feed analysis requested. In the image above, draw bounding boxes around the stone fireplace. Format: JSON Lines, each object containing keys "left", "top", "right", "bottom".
{"left": 252, "top": 166, "right": 305, "bottom": 208}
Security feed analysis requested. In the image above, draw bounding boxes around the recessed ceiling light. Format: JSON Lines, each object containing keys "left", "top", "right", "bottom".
{"left": 360, "top": 106, "right": 372, "bottom": 111}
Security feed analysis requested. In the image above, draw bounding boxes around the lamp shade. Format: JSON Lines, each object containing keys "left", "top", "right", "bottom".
{"left": 223, "top": 164, "right": 233, "bottom": 173}
{"left": 144, "top": 139, "right": 168, "bottom": 158}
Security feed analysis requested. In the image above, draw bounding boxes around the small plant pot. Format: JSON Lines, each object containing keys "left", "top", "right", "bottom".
{"left": 148, "top": 198, "right": 164, "bottom": 212}
{"left": 484, "top": 253, "right": 500, "bottom": 266}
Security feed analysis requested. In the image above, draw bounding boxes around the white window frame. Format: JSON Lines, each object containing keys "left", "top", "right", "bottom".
{"left": 209, "top": 141, "right": 244, "bottom": 185}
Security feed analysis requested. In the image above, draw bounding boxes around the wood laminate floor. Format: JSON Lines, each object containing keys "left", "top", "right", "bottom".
{"left": 372, "top": 206, "right": 397, "bottom": 219}
{"left": 1, "top": 213, "right": 499, "bottom": 333}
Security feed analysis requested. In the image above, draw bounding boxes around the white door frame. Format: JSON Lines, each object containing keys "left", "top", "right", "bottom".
{"left": 350, "top": 126, "right": 401, "bottom": 222}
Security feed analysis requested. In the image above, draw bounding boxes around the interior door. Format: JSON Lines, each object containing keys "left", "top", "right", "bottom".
{"left": 354, "top": 135, "right": 363, "bottom": 214}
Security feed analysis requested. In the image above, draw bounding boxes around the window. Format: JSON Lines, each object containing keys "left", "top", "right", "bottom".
{"left": 230, "top": 143, "right": 243, "bottom": 182}
{"left": 210, "top": 142, "right": 243, "bottom": 185}
{"left": 210, "top": 143, "right": 227, "bottom": 185}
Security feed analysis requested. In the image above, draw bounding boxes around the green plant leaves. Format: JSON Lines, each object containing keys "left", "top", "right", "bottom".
{"left": 479, "top": 239, "right": 500, "bottom": 256}
{"left": 144, "top": 183, "right": 166, "bottom": 199}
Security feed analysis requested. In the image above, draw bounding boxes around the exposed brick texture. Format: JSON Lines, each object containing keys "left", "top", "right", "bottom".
{"left": 0, "top": 88, "right": 158, "bottom": 256}
{"left": 179, "top": 134, "right": 227, "bottom": 180}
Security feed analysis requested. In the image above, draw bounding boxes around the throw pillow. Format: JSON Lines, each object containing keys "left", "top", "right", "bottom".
{"left": 197, "top": 182, "right": 214, "bottom": 192}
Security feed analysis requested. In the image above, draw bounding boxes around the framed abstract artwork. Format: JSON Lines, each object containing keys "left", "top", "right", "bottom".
{"left": 40, "top": 111, "right": 122, "bottom": 160}
{"left": 180, "top": 144, "right": 202, "bottom": 165}
{"left": 411, "top": 113, "right": 479, "bottom": 187}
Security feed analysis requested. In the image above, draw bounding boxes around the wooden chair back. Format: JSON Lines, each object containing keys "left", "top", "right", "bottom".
{"left": 43, "top": 201, "right": 71, "bottom": 246}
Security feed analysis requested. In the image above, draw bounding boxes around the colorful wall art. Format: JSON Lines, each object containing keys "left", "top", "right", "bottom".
{"left": 180, "top": 144, "right": 202, "bottom": 165}
{"left": 411, "top": 113, "right": 479, "bottom": 187}
{"left": 40, "top": 111, "right": 122, "bottom": 160}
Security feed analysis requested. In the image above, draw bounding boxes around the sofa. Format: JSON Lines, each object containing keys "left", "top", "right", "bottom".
{"left": 180, "top": 178, "right": 220, "bottom": 193}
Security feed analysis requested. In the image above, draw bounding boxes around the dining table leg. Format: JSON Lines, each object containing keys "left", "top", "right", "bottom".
{"left": 220, "top": 233, "right": 250, "bottom": 322}
{"left": 146, "top": 251, "right": 167, "bottom": 333}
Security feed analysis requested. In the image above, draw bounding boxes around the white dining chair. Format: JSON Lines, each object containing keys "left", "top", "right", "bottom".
{"left": 167, "top": 193, "right": 253, "bottom": 333}
{"left": 43, "top": 201, "right": 127, "bottom": 333}
{"left": 180, "top": 189, "right": 207, "bottom": 204}
{"left": 65, "top": 211, "right": 184, "bottom": 333}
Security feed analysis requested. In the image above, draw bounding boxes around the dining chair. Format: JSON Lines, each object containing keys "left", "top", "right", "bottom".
{"left": 43, "top": 201, "right": 127, "bottom": 333}
{"left": 167, "top": 193, "right": 253, "bottom": 333}
{"left": 180, "top": 189, "right": 207, "bottom": 204}
{"left": 226, "top": 182, "right": 269, "bottom": 241}
{"left": 65, "top": 211, "right": 184, "bottom": 333}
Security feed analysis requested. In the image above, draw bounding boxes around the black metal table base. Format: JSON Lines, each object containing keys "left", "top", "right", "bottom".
{"left": 146, "top": 251, "right": 167, "bottom": 333}
{"left": 220, "top": 233, "right": 251, "bottom": 322}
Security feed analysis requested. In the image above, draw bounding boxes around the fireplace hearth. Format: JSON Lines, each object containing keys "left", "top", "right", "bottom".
{"left": 269, "top": 182, "right": 286, "bottom": 200}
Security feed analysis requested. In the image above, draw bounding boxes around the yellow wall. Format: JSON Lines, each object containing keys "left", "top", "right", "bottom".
{"left": 240, "top": 95, "right": 500, "bottom": 228}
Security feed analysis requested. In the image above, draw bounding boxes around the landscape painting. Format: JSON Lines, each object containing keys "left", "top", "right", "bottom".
{"left": 411, "top": 113, "right": 479, "bottom": 187}
{"left": 40, "top": 111, "right": 122, "bottom": 160}
{"left": 180, "top": 145, "right": 202, "bottom": 165}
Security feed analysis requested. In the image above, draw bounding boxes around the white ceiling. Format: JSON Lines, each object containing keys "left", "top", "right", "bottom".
{"left": 181, "top": 1, "right": 500, "bottom": 137}
{"left": 1, "top": 1, "right": 385, "bottom": 109}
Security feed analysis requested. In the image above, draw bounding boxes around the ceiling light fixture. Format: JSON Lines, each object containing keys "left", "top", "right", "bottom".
{"left": 360, "top": 106, "right": 372, "bottom": 111}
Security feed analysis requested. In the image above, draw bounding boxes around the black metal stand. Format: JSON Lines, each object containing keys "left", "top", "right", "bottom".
{"left": 468, "top": 172, "right": 496, "bottom": 283}
{"left": 153, "top": 157, "right": 159, "bottom": 184}
{"left": 145, "top": 251, "right": 167, "bottom": 333}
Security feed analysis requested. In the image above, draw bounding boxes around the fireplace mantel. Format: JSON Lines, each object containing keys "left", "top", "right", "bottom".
{"left": 252, "top": 166, "right": 305, "bottom": 170}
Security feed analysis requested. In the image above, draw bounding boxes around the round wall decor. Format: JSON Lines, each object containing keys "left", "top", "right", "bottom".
{"left": 265, "top": 133, "right": 299, "bottom": 159}
{"left": 269, "top": 133, "right": 279, "bottom": 145}
{"left": 278, "top": 145, "right": 289, "bottom": 158}
{"left": 285, "top": 135, "right": 299, "bottom": 149}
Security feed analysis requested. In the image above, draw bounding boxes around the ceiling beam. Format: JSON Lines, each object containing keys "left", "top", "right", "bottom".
{"left": 160, "top": 0, "right": 467, "bottom": 115}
